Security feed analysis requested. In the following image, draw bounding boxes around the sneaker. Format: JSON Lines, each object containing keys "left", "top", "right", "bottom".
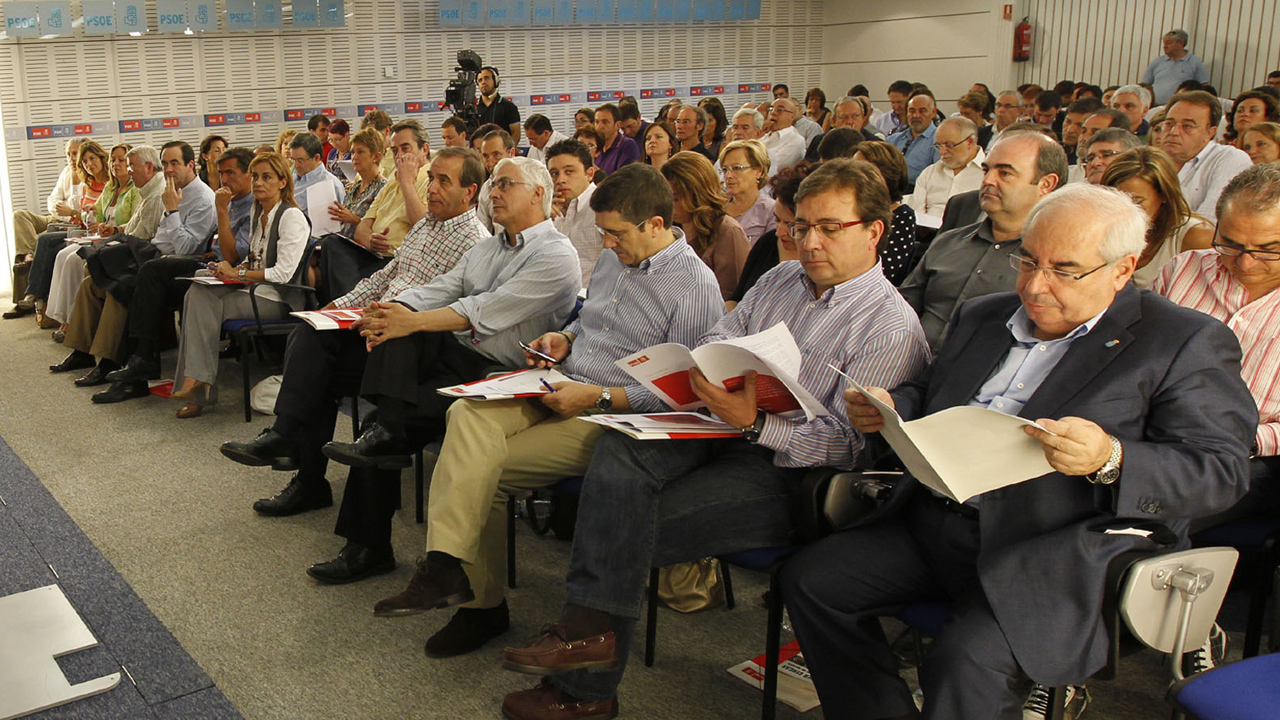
{"left": 1181, "top": 622, "right": 1227, "bottom": 676}
{"left": 1022, "top": 683, "right": 1089, "bottom": 720}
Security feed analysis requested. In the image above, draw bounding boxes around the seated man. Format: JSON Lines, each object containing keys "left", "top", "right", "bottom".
{"left": 52, "top": 141, "right": 215, "bottom": 379}
{"left": 1155, "top": 164, "right": 1280, "bottom": 527}
{"left": 368, "top": 163, "right": 725, "bottom": 659}
{"left": 1079, "top": 129, "right": 1142, "bottom": 185}
{"left": 94, "top": 148, "right": 257, "bottom": 400}
{"left": 523, "top": 114, "right": 568, "bottom": 165}
{"left": 784, "top": 183, "right": 1255, "bottom": 720}
{"left": 546, "top": 139, "right": 602, "bottom": 287}
{"left": 319, "top": 119, "right": 432, "bottom": 301}
{"left": 499, "top": 159, "right": 931, "bottom": 720}
{"left": 900, "top": 127, "right": 1066, "bottom": 351}
{"left": 6, "top": 138, "right": 80, "bottom": 318}
{"left": 218, "top": 147, "right": 489, "bottom": 516}
{"left": 907, "top": 117, "right": 986, "bottom": 217}
{"left": 287, "top": 131, "right": 345, "bottom": 219}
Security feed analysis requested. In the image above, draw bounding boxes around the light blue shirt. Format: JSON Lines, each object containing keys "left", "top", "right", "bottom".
{"left": 219, "top": 191, "right": 254, "bottom": 262}
{"left": 888, "top": 122, "right": 941, "bottom": 189}
{"left": 971, "top": 305, "right": 1107, "bottom": 417}
{"left": 393, "top": 219, "right": 581, "bottom": 368}
{"left": 152, "top": 176, "right": 217, "bottom": 256}
{"left": 1141, "top": 52, "right": 1210, "bottom": 105}
{"left": 292, "top": 163, "right": 346, "bottom": 223}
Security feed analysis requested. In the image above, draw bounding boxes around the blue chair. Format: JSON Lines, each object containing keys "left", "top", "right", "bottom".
{"left": 1170, "top": 652, "right": 1280, "bottom": 719}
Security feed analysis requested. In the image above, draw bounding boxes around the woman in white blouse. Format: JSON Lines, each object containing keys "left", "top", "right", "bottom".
{"left": 171, "top": 153, "right": 311, "bottom": 418}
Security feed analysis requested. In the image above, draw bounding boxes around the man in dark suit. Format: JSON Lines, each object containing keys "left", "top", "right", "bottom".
{"left": 781, "top": 183, "right": 1256, "bottom": 719}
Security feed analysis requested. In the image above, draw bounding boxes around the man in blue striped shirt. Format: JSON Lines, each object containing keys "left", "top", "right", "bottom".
{"left": 363, "top": 163, "right": 726, "bottom": 659}
{"left": 500, "top": 159, "right": 932, "bottom": 720}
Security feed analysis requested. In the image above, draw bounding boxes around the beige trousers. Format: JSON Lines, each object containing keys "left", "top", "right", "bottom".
{"left": 426, "top": 397, "right": 605, "bottom": 608}
{"left": 64, "top": 276, "right": 127, "bottom": 361}
{"left": 12, "top": 210, "right": 54, "bottom": 257}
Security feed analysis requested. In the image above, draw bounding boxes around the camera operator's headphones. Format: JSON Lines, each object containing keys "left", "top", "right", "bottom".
{"left": 482, "top": 66, "right": 501, "bottom": 88}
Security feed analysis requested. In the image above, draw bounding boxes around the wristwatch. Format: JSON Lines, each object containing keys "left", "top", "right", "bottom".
{"left": 1087, "top": 435, "right": 1123, "bottom": 485}
{"left": 237, "top": 266, "right": 247, "bottom": 281}
{"left": 741, "top": 413, "right": 766, "bottom": 443}
{"left": 595, "top": 386, "right": 613, "bottom": 412}
{"left": 163, "top": 209, "right": 177, "bottom": 218}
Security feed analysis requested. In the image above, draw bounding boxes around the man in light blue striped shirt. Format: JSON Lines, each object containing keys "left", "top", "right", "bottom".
{"left": 363, "top": 163, "right": 726, "bottom": 658}
{"left": 501, "top": 159, "right": 932, "bottom": 720}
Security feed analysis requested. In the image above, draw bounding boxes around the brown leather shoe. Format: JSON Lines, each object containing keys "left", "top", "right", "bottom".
{"left": 176, "top": 402, "right": 204, "bottom": 419}
{"left": 502, "top": 622, "right": 618, "bottom": 675}
{"left": 372, "top": 557, "right": 474, "bottom": 617}
{"left": 502, "top": 678, "right": 618, "bottom": 720}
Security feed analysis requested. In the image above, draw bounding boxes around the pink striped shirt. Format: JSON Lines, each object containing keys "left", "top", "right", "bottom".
{"left": 1153, "top": 249, "right": 1280, "bottom": 455}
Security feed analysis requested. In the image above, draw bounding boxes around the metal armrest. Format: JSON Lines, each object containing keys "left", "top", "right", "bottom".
{"left": 793, "top": 469, "right": 902, "bottom": 544}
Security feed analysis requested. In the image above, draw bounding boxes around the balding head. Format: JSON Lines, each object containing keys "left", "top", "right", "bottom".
{"left": 936, "top": 117, "right": 980, "bottom": 169}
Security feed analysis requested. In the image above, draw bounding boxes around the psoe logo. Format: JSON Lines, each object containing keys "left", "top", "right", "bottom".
{"left": 627, "top": 355, "right": 649, "bottom": 367}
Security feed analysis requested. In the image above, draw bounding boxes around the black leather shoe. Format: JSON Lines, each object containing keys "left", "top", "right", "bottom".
{"left": 373, "top": 556, "right": 474, "bottom": 617}
{"left": 75, "top": 360, "right": 119, "bottom": 387}
{"left": 426, "top": 602, "right": 511, "bottom": 658}
{"left": 252, "top": 475, "right": 333, "bottom": 517}
{"left": 322, "top": 423, "right": 415, "bottom": 469}
{"left": 307, "top": 542, "right": 396, "bottom": 584}
{"left": 106, "top": 355, "right": 162, "bottom": 383}
{"left": 221, "top": 428, "right": 300, "bottom": 471}
{"left": 50, "top": 351, "right": 95, "bottom": 373}
{"left": 92, "top": 380, "right": 150, "bottom": 404}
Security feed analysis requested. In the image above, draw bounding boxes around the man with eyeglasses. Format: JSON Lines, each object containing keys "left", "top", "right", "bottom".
{"left": 1155, "top": 164, "right": 1280, "bottom": 529}
{"left": 501, "top": 159, "right": 930, "bottom": 720}
{"left": 287, "top": 131, "right": 346, "bottom": 222}
{"left": 1079, "top": 129, "right": 1143, "bottom": 185}
{"left": 987, "top": 90, "right": 1024, "bottom": 152}
{"left": 805, "top": 96, "right": 884, "bottom": 162}
{"left": 1159, "top": 90, "right": 1252, "bottom": 222}
{"left": 760, "top": 97, "right": 807, "bottom": 174}
{"left": 908, "top": 117, "right": 986, "bottom": 217}
{"left": 888, "top": 91, "right": 942, "bottom": 189}
{"left": 790, "top": 183, "right": 1255, "bottom": 720}
{"left": 357, "top": 163, "right": 723, "bottom": 664}
{"left": 900, "top": 128, "right": 1067, "bottom": 351}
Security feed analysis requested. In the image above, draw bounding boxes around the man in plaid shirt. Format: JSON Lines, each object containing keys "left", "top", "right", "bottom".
{"left": 220, "top": 147, "right": 489, "bottom": 518}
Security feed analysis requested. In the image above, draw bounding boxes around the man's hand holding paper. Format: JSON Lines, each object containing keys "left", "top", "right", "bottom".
{"left": 1025, "top": 416, "right": 1114, "bottom": 477}
{"left": 691, "top": 368, "right": 758, "bottom": 430}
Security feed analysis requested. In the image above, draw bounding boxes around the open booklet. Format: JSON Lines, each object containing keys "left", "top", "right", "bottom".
{"left": 833, "top": 366, "right": 1056, "bottom": 504}
{"left": 178, "top": 275, "right": 246, "bottom": 286}
{"left": 578, "top": 412, "right": 742, "bottom": 441}
{"left": 614, "top": 322, "right": 827, "bottom": 422}
{"left": 437, "top": 368, "right": 572, "bottom": 400}
{"left": 290, "top": 308, "right": 364, "bottom": 331}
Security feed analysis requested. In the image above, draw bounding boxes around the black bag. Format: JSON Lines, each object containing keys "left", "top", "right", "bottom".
{"left": 78, "top": 234, "right": 162, "bottom": 305}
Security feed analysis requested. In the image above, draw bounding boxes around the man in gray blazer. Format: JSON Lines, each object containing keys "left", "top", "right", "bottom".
{"left": 782, "top": 183, "right": 1256, "bottom": 719}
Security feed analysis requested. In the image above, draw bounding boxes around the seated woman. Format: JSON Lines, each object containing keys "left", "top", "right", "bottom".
{"left": 957, "top": 91, "right": 995, "bottom": 148}
{"left": 275, "top": 129, "right": 297, "bottom": 156}
{"left": 718, "top": 139, "right": 775, "bottom": 245}
{"left": 852, "top": 141, "right": 917, "bottom": 285}
{"left": 326, "top": 127, "right": 387, "bottom": 237}
{"left": 804, "top": 87, "right": 830, "bottom": 128}
{"left": 170, "top": 153, "right": 311, "bottom": 418}
{"left": 728, "top": 163, "right": 814, "bottom": 309}
{"left": 198, "top": 134, "right": 227, "bottom": 191}
{"left": 641, "top": 119, "right": 678, "bottom": 172}
{"left": 324, "top": 118, "right": 353, "bottom": 180}
{"left": 40, "top": 140, "right": 113, "bottom": 333}
{"left": 1226, "top": 90, "right": 1280, "bottom": 148}
{"left": 660, "top": 151, "right": 749, "bottom": 300}
{"left": 698, "top": 97, "right": 729, "bottom": 159}
{"left": 574, "top": 107, "right": 595, "bottom": 133}
{"left": 1102, "top": 146, "right": 1214, "bottom": 289}
{"left": 1241, "top": 121, "right": 1280, "bottom": 165}
{"left": 574, "top": 126, "right": 606, "bottom": 183}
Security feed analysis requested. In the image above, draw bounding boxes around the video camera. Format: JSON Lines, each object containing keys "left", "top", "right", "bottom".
{"left": 445, "top": 49, "right": 484, "bottom": 129}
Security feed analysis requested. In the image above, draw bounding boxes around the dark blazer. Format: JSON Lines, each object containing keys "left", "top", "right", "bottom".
{"left": 878, "top": 286, "right": 1256, "bottom": 686}
{"left": 938, "top": 189, "right": 984, "bottom": 233}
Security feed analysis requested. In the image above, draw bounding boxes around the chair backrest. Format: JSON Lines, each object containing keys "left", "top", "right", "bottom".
{"left": 1119, "top": 547, "right": 1238, "bottom": 655}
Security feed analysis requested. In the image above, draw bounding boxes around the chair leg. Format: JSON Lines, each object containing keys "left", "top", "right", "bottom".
{"left": 761, "top": 569, "right": 783, "bottom": 720}
{"left": 721, "top": 560, "right": 736, "bottom": 610}
{"left": 1244, "top": 538, "right": 1279, "bottom": 658}
{"left": 1271, "top": 563, "right": 1280, "bottom": 653}
{"left": 506, "top": 492, "right": 517, "bottom": 589}
{"left": 349, "top": 396, "right": 359, "bottom": 437}
{"left": 414, "top": 449, "right": 425, "bottom": 524}
{"left": 1045, "top": 686, "right": 1066, "bottom": 720}
{"left": 645, "top": 567, "right": 660, "bottom": 667}
{"left": 240, "top": 336, "right": 252, "bottom": 423}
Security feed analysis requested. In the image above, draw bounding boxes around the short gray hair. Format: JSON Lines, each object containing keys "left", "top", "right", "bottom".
{"left": 1165, "top": 29, "right": 1189, "bottom": 45}
{"left": 493, "top": 156, "right": 554, "bottom": 218}
{"left": 997, "top": 90, "right": 1021, "bottom": 105}
{"left": 1024, "top": 184, "right": 1149, "bottom": 263}
{"left": 1113, "top": 84, "right": 1152, "bottom": 109}
{"left": 126, "top": 144, "right": 160, "bottom": 168}
{"left": 1217, "top": 163, "right": 1280, "bottom": 220}
{"left": 733, "top": 107, "right": 764, "bottom": 129}
{"left": 1081, "top": 128, "right": 1143, "bottom": 156}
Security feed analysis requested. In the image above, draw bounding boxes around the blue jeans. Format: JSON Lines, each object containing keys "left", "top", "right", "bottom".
{"left": 27, "top": 232, "right": 70, "bottom": 300}
{"left": 551, "top": 431, "right": 804, "bottom": 702}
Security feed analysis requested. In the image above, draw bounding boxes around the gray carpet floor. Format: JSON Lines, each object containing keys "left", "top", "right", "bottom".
{"left": 0, "top": 309, "right": 1256, "bottom": 719}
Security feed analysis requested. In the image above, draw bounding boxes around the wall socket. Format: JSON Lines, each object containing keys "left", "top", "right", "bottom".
{"left": 382, "top": 66, "right": 395, "bottom": 78}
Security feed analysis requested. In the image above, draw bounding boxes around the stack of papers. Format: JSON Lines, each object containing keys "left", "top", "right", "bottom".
{"left": 290, "top": 308, "right": 364, "bottom": 330}
{"left": 437, "top": 368, "right": 570, "bottom": 400}
{"left": 578, "top": 412, "right": 740, "bottom": 441}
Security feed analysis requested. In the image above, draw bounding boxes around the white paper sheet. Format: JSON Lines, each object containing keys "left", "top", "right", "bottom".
{"left": 305, "top": 180, "right": 341, "bottom": 238}
{"left": 437, "top": 368, "right": 571, "bottom": 399}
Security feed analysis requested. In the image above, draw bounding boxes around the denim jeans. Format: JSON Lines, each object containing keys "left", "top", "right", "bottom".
{"left": 26, "top": 232, "right": 70, "bottom": 300}
{"left": 551, "top": 431, "right": 804, "bottom": 702}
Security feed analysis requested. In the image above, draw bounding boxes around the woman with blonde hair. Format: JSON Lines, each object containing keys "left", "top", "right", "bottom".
{"left": 1241, "top": 121, "right": 1280, "bottom": 165}
{"left": 660, "top": 151, "right": 750, "bottom": 299}
{"left": 41, "top": 140, "right": 113, "bottom": 330}
{"left": 1102, "top": 146, "right": 1214, "bottom": 288}
{"left": 718, "top": 139, "right": 775, "bottom": 245}
{"left": 275, "top": 129, "right": 297, "bottom": 156}
{"left": 170, "top": 153, "right": 312, "bottom": 418}
{"left": 326, "top": 127, "right": 387, "bottom": 237}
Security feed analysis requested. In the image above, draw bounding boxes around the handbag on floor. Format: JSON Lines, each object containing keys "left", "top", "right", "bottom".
{"left": 657, "top": 558, "right": 726, "bottom": 613}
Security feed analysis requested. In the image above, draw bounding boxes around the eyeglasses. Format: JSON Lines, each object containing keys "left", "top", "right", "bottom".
{"left": 492, "top": 177, "right": 534, "bottom": 192}
{"left": 1083, "top": 149, "right": 1123, "bottom": 164}
{"left": 1165, "top": 120, "right": 1202, "bottom": 133}
{"left": 995, "top": 102, "right": 1020, "bottom": 110}
{"left": 787, "top": 219, "right": 865, "bottom": 240}
{"left": 597, "top": 219, "right": 646, "bottom": 241}
{"left": 721, "top": 164, "right": 755, "bottom": 175}
{"left": 1009, "top": 254, "right": 1110, "bottom": 282}
{"left": 934, "top": 135, "right": 974, "bottom": 151}
{"left": 770, "top": 106, "right": 794, "bottom": 115}
{"left": 1213, "top": 241, "right": 1280, "bottom": 262}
